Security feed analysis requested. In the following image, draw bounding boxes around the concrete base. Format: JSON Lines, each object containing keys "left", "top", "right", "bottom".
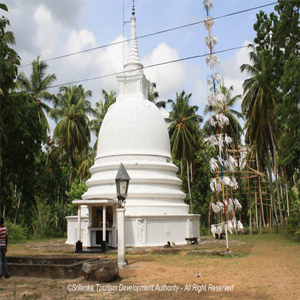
{"left": 67, "top": 214, "right": 201, "bottom": 248}
{"left": 124, "top": 214, "right": 200, "bottom": 247}
{"left": 7, "top": 256, "right": 97, "bottom": 278}
{"left": 101, "top": 241, "right": 107, "bottom": 253}
{"left": 117, "top": 261, "right": 127, "bottom": 268}
{"left": 75, "top": 241, "right": 82, "bottom": 252}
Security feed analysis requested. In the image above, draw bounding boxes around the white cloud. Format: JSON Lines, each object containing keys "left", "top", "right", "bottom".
{"left": 30, "top": 3, "right": 130, "bottom": 104}
{"left": 17, "top": 4, "right": 129, "bottom": 136}
{"left": 192, "top": 78, "right": 209, "bottom": 106}
{"left": 142, "top": 42, "right": 187, "bottom": 101}
{"left": 95, "top": 35, "right": 129, "bottom": 89}
{"left": 219, "top": 40, "right": 251, "bottom": 98}
{"left": 34, "top": 5, "right": 60, "bottom": 58}
{"left": 66, "top": 30, "right": 97, "bottom": 54}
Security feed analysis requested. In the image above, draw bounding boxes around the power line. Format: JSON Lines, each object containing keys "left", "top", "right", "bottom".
{"left": 37, "top": 45, "right": 250, "bottom": 91}
{"left": 18, "top": 1, "right": 277, "bottom": 69}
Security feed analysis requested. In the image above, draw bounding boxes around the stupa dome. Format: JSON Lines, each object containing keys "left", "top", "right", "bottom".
{"left": 96, "top": 98, "right": 171, "bottom": 159}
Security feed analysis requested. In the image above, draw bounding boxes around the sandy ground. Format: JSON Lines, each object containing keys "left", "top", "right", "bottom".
{"left": 0, "top": 235, "right": 299, "bottom": 299}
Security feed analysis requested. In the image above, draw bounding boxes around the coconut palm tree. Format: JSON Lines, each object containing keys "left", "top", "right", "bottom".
{"left": 167, "top": 90, "right": 202, "bottom": 211}
{"left": 89, "top": 89, "right": 116, "bottom": 149}
{"left": 148, "top": 82, "right": 166, "bottom": 108}
{"left": 17, "top": 56, "right": 56, "bottom": 131}
{"left": 0, "top": 16, "right": 21, "bottom": 144}
{"left": 0, "top": 4, "right": 8, "bottom": 11}
{"left": 203, "top": 85, "right": 243, "bottom": 148}
{"left": 0, "top": 16, "right": 20, "bottom": 95}
{"left": 50, "top": 85, "right": 94, "bottom": 175}
{"left": 75, "top": 146, "right": 95, "bottom": 182}
{"left": 240, "top": 46, "right": 284, "bottom": 226}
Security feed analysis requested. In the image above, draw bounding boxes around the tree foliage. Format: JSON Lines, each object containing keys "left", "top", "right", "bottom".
{"left": 204, "top": 85, "right": 243, "bottom": 147}
{"left": 253, "top": 0, "right": 300, "bottom": 174}
{"left": 0, "top": 16, "right": 21, "bottom": 143}
{"left": 89, "top": 89, "right": 116, "bottom": 148}
{"left": 17, "top": 56, "right": 57, "bottom": 130}
{"left": 50, "top": 84, "right": 94, "bottom": 171}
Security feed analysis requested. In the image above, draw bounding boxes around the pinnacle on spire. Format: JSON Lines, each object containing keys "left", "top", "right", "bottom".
{"left": 132, "top": 0, "right": 135, "bottom": 16}
{"left": 125, "top": 1, "right": 142, "bottom": 69}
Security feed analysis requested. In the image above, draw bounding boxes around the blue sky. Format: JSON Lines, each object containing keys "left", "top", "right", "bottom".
{"left": 3, "top": 0, "right": 277, "bottom": 135}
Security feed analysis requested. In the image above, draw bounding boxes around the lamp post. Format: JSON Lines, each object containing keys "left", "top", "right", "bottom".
{"left": 115, "top": 163, "right": 130, "bottom": 268}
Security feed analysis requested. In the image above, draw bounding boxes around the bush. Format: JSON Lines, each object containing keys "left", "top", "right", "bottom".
{"left": 5, "top": 221, "right": 26, "bottom": 243}
{"left": 284, "top": 217, "right": 300, "bottom": 242}
{"left": 45, "top": 227, "right": 65, "bottom": 238}
{"left": 293, "top": 229, "right": 300, "bottom": 242}
{"left": 285, "top": 217, "right": 299, "bottom": 235}
{"left": 200, "top": 226, "right": 207, "bottom": 236}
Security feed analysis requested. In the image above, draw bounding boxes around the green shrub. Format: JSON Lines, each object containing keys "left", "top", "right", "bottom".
{"left": 45, "top": 227, "right": 64, "bottom": 238}
{"left": 284, "top": 217, "right": 300, "bottom": 242}
{"left": 293, "top": 229, "right": 300, "bottom": 242}
{"left": 5, "top": 221, "right": 26, "bottom": 243}
{"left": 285, "top": 217, "right": 299, "bottom": 235}
{"left": 200, "top": 226, "right": 207, "bottom": 236}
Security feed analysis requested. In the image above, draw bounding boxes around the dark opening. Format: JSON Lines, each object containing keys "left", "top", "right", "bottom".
{"left": 96, "top": 231, "right": 109, "bottom": 245}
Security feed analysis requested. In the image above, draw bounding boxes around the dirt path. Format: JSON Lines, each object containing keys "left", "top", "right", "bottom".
{"left": 0, "top": 235, "right": 299, "bottom": 299}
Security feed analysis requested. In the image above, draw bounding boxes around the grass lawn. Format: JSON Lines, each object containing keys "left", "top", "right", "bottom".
{"left": 0, "top": 234, "right": 299, "bottom": 299}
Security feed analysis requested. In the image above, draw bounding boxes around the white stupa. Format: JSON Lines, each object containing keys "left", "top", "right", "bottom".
{"left": 66, "top": 5, "right": 200, "bottom": 248}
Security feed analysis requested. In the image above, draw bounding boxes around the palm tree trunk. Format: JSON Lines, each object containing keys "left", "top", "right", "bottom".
{"left": 268, "top": 119, "right": 284, "bottom": 226}
{"left": 186, "top": 161, "right": 193, "bottom": 212}
{"left": 236, "top": 146, "right": 242, "bottom": 222}
{"left": 56, "top": 185, "right": 60, "bottom": 206}
{"left": 14, "top": 191, "right": 22, "bottom": 225}
{"left": 259, "top": 204, "right": 262, "bottom": 234}
{"left": 69, "top": 144, "right": 74, "bottom": 185}
{"left": 180, "top": 158, "right": 183, "bottom": 177}
{"left": 269, "top": 205, "right": 272, "bottom": 233}
{"left": 293, "top": 173, "right": 300, "bottom": 210}
{"left": 255, "top": 184, "right": 258, "bottom": 228}
{"left": 248, "top": 177, "right": 252, "bottom": 235}
{"left": 285, "top": 177, "right": 290, "bottom": 217}
{"left": 208, "top": 200, "right": 212, "bottom": 235}
{"left": 259, "top": 177, "right": 266, "bottom": 227}
{"left": 256, "top": 150, "right": 266, "bottom": 227}
{"left": 279, "top": 178, "right": 286, "bottom": 220}
{"left": 2, "top": 205, "right": 5, "bottom": 218}
{"left": 280, "top": 180, "right": 285, "bottom": 210}
{"left": 266, "top": 146, "right": 278, "bottom": 225}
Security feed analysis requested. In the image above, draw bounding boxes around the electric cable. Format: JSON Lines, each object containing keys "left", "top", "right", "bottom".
{"left": 18, "top": 1, "right": 276, "bottom": 68}
{"left": 12, "top": 44, "right": 250, "bottom": 93}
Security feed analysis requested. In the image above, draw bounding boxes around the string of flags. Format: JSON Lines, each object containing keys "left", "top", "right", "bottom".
{"left": 211, "top": 220, "right": 244, "bottom": 238}
{"left": 203, "top": 0, "right": 243, "bottom": 243}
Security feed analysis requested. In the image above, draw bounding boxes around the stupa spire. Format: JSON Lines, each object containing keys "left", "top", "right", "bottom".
{"left": 117, "top": 1, "right": 149, "bottom": 101}
{"left": 124, "top": 0, "right": 142, "bottom": 69}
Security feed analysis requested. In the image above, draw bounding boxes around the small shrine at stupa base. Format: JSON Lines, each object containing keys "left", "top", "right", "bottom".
{"left": 66, "top": 3, "right": 200, "bottom": 249}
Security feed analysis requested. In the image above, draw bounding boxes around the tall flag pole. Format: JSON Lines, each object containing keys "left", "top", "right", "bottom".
{"left": 203, "top": 0, "right": 242, "bottom": 252}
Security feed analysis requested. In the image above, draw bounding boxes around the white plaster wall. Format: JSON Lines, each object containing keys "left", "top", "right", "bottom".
{"left": 81, "top": 205, "right": 89, "bottom": 217}
{"left": 124, "top": 215, "right": 200, "bottom": 247}
{"left": 83, "top": 159, "right": 189, "bottom": 216}
{"left": 65, "top": 216, "right": 89, "bottom": 246}
{"left": 124, "top": 218, "right": 139, "bottom": 246}
{"left": 67, "top": 214, "right": 200, "bottom": 248}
